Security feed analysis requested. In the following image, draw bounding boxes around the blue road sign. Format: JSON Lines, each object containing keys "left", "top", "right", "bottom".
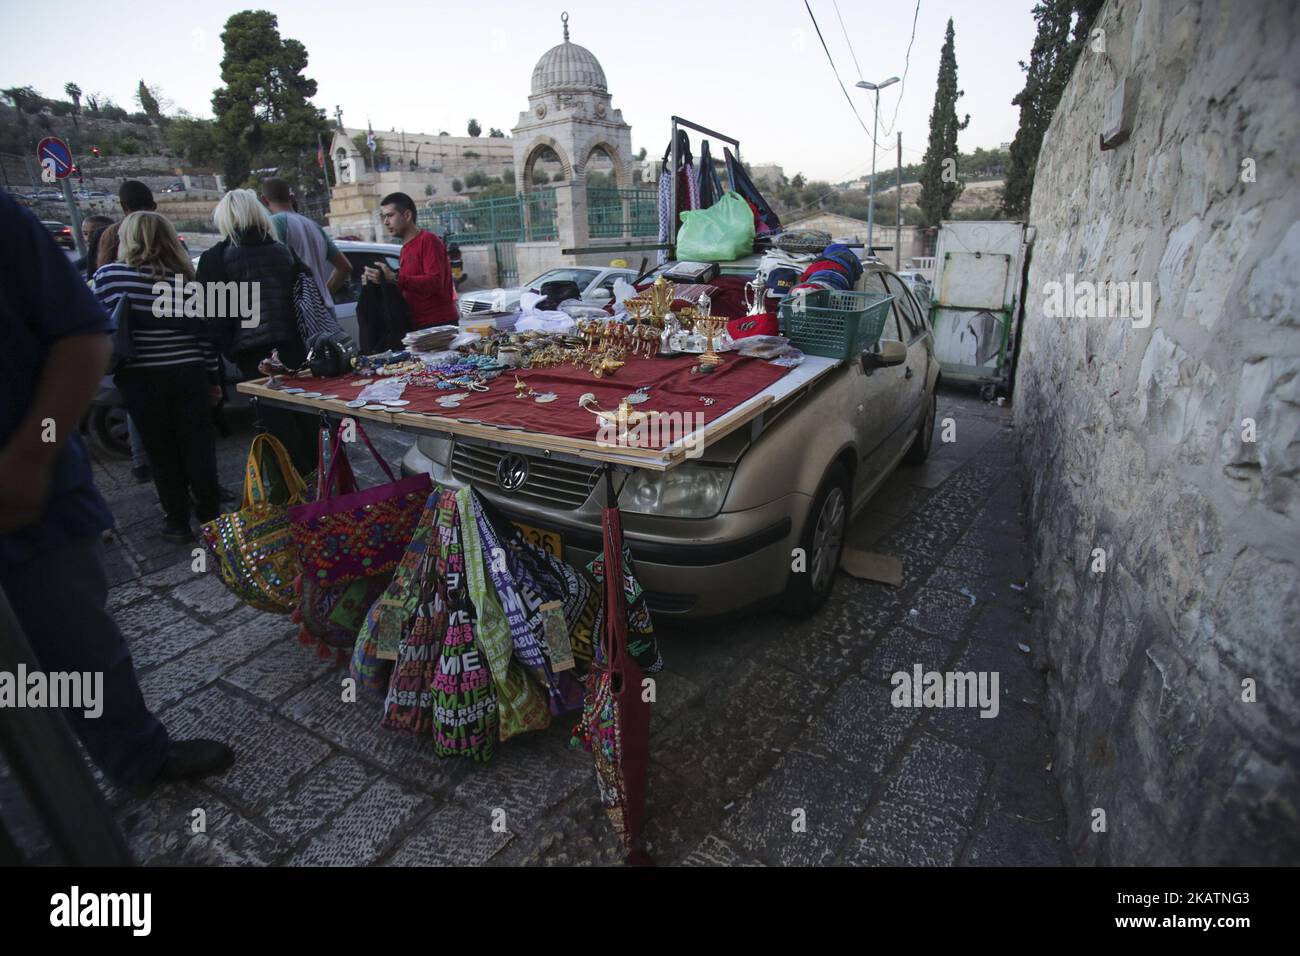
{"left": 37, "top": 136, "right": 74, "bottom": 180}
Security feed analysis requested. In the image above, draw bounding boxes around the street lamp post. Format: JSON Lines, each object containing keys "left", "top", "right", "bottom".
{"left": 856, "top": 77, "right": 899, "bottom": 257}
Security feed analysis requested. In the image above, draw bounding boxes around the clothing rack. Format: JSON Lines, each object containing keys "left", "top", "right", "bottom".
{"left": 668, "top": 116, "right": 741, "bottom": 257}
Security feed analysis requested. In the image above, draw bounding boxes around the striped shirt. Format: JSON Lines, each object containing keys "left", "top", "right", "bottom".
{"left": 92, "top": 263, "right": 220, "bottom": 375}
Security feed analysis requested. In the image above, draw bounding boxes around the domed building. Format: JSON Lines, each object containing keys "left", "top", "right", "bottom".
{"left": 512, "top": 13, "right": 634, "bottom": 194}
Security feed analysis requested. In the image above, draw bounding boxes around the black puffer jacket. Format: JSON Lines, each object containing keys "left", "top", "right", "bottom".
{"left": 197, "top": 227, "right": 299, "bottom": 361}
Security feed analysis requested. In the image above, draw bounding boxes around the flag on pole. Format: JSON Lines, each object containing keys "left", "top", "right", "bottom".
{"left": 366, "top": 122, "right": 376, "bottom": 153}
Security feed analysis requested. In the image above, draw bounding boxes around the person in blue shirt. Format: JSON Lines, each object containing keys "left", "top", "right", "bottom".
{"left": 0, "top": 190, "right": 235, "bottom": 788}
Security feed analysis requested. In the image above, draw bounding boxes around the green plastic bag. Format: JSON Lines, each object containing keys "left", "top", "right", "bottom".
{"left": 675, "top": 191, "right": 755, "bottom": 262}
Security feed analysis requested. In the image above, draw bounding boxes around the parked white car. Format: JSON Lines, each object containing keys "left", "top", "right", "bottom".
{"left": 457, "top": 266, "right": 638, "bottom": 317}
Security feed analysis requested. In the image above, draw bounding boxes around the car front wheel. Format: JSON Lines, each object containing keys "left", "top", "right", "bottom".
{"left": 782, "top": 462, "right": 850, "bottom": 618}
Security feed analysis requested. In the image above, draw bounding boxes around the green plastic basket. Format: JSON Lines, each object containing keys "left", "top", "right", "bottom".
{"left": 777, "top": 290, "right": 896, "bottom": 360}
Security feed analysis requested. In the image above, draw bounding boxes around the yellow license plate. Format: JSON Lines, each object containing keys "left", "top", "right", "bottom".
{"left": 513, "top": 522, "right": 563, "bottom": 559}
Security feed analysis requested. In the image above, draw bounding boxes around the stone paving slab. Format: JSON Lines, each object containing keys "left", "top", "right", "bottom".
{"left": 161, "top": 684, "right": 333, "bottom": 814}
{"left": 223, "top": 634, "right": 338, "bottom": 706}
{"left": 118, "top": 600, "right": 218, "bottom": 670}
{"left": 288, "top": 778, "right": 431, "bottom": 866}
{"left": 384, "top": 803, "right": 516, "bottom": 866}
{"left": 802, "top": 675, "right": 921, "bottom": 777}
{"left": 258, "top": 754, "right": 377, "bottom": 846}
{"left": 720, "top": 750, "right": 864, "bottom": 866}
{"left": 883, "top": 733, "right": 991, "bottom": 827}
{"left": 139, "top": 613, "right": 293, "bottom": 713}
{"left": 842, "top": 796, "right": 968, "bottom": 867}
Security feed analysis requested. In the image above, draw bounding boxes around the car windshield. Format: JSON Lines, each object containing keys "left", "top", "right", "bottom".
{"left": 525, "top": 268, "right": 599, "bottom": 290}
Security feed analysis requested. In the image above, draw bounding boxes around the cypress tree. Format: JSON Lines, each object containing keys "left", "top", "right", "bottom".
{"left": 918, "top": 18, "right": 971, "bottom": 228}
{"left": 1001, "top": 0, "right": 1104, "bottom": 218}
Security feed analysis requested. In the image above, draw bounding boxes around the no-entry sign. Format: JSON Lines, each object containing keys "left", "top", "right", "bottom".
{"left": 37, "top": 136, "right": 74, "bottom": 181}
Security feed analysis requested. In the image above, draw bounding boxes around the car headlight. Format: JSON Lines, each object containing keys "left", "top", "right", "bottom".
{"left": 620, "top": 463, "right": 734, "bottom": 518}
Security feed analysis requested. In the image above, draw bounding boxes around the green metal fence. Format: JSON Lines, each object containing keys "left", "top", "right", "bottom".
{"left": 419, "top": 190, "right": 557, "bottom": 244}
{"left": 417, "top": 186, "right": 657, "bottom": 246}
{"left": 587, "top": 187, "right": 658, "bottom": 238}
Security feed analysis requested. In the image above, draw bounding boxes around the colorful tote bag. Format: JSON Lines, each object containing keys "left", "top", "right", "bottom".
{"left": 200, "top": 433, "right": 308, "bottom": 613}
{"left": 288, "top": 419, "right": 431, "bottom": 588}
{"left": 381, "top": 494, "right": 452, "bottom": 737}
{"left": 430, "top": 494, "right": 499, "bottom": 761}
{"left": 350, "top": 490, "right": 441, "bottom": 693}
{"left": 474, "top": 495, "right": 590, "bottom": 713}
{"left": 458, "top": 487, "right": 551, "bottom": 741}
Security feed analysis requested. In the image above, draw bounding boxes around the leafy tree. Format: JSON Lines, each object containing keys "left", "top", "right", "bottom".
{"left": 532, "top": 169, "right": 550, "bottom": 185}
{"left": 636, "top": 146, "right": 647, "bottom": 161}
{"left": 467, "top": 118, "right": 481, "bottom": 137}
{"left": 918, "top": 18, "right": 971, "bottom": 227}
{"left": 488, "top": 127, "right": 505, "bottom": 137}
{"left": 85, "top": 91, "right": 101, "bottom": 115}
{"left": 791, "top": 173, "right": 805, "bottom": 189}
{"left": 167, "top": 115, "right": 217, "bottom": 166}
{"left": 463, "top": 150, "right": 479, "bottom": 158}
{"left": 501, "top": 167, "right": 513, "bottom": 183}
{"left": 2, "top": 86, "right": 41, "bottom": 115}
{"left": 451, "top": 178, "right": 463, "bottom": 193}
{"left": 1001, "top": 0, "right": 1103, "bottom": 217}
{"left": 465, "top": 170, "right": 489, "bottom": 189}
{"left": 211, "top": 10, "right": 330, "bottom": 193}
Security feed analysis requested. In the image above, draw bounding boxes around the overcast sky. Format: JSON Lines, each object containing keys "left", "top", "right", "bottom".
{"left": 1, "top": 0, "right": 1038, "bottom": 182}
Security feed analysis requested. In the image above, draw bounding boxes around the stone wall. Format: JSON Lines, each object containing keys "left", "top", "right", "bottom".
{"left": 1015, "top": 0, "right": 1299, "bottom": 864}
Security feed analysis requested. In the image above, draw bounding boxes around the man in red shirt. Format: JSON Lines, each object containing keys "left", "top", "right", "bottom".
{"left": 363, "top": 192, "right": 458, "bottom": 327}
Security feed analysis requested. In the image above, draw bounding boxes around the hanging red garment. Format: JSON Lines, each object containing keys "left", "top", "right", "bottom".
{"left": 573, "top": 470, "right": 653, "bottom": 864}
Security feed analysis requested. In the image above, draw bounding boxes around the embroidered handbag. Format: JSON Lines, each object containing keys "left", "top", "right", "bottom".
{"left": 290, "top": 421, "right": 400, "bottom": 657}
{"left": 199, "top": 433, "right": 308, "bottom": 613}
{"left": 288, "top": 419, "right": 432, "bottom": 588}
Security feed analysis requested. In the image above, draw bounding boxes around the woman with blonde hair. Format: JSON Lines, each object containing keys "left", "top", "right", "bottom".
{"left": 198, "top": 188, "right": 316, "bottom": 471}
{"left": 94, "top": 211, "right": 221, "bottom": 542}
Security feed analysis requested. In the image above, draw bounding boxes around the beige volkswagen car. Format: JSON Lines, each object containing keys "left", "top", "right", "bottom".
{"left": 401, "top": 259, "right": 939, "bottom": 619}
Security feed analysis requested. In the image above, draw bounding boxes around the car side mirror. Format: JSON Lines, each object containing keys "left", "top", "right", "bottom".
{"left": 590, "top": 288, "right": 613, "bottom": 301}
{"left": 860, "top": 339, "right": 908, "bottom": 372}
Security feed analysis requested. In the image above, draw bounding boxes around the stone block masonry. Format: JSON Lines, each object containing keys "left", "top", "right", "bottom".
{"left": 1014, "top": 0, "right": 1300, "bottom": 863}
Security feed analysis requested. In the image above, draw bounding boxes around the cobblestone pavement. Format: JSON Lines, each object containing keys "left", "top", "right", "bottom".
{"left": 11, "top": 388, "right": 1071, "bottom": 866}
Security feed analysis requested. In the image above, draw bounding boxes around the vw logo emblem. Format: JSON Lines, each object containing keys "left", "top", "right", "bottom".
{"left": 497, "top": 453, "right": 530, "bottom": 491}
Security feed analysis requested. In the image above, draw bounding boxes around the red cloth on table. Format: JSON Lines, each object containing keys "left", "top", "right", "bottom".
{"left": 398, "top": 230, "right": 458, "bottom": 328}
{"left": 275, "top": 351, "right": 787, "bottom": 451}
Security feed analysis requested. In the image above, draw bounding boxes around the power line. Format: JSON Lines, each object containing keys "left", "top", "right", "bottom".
{"left": 880, "top": 0, "right": 922, "bottom": 138}
{"left": 803, "top": 0, "right": 879, "bottom": 151}
{"left": 832, "top": 0, "right": 864, "bottom": 81}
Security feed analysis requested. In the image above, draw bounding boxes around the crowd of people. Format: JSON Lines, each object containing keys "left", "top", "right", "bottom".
{"left": 0, "top": 179, "right": 460, "bottom": 794}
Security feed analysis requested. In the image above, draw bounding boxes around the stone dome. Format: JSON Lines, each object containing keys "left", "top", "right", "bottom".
{"left": 530, "top": 40, "right": 608, "bottom": 95}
